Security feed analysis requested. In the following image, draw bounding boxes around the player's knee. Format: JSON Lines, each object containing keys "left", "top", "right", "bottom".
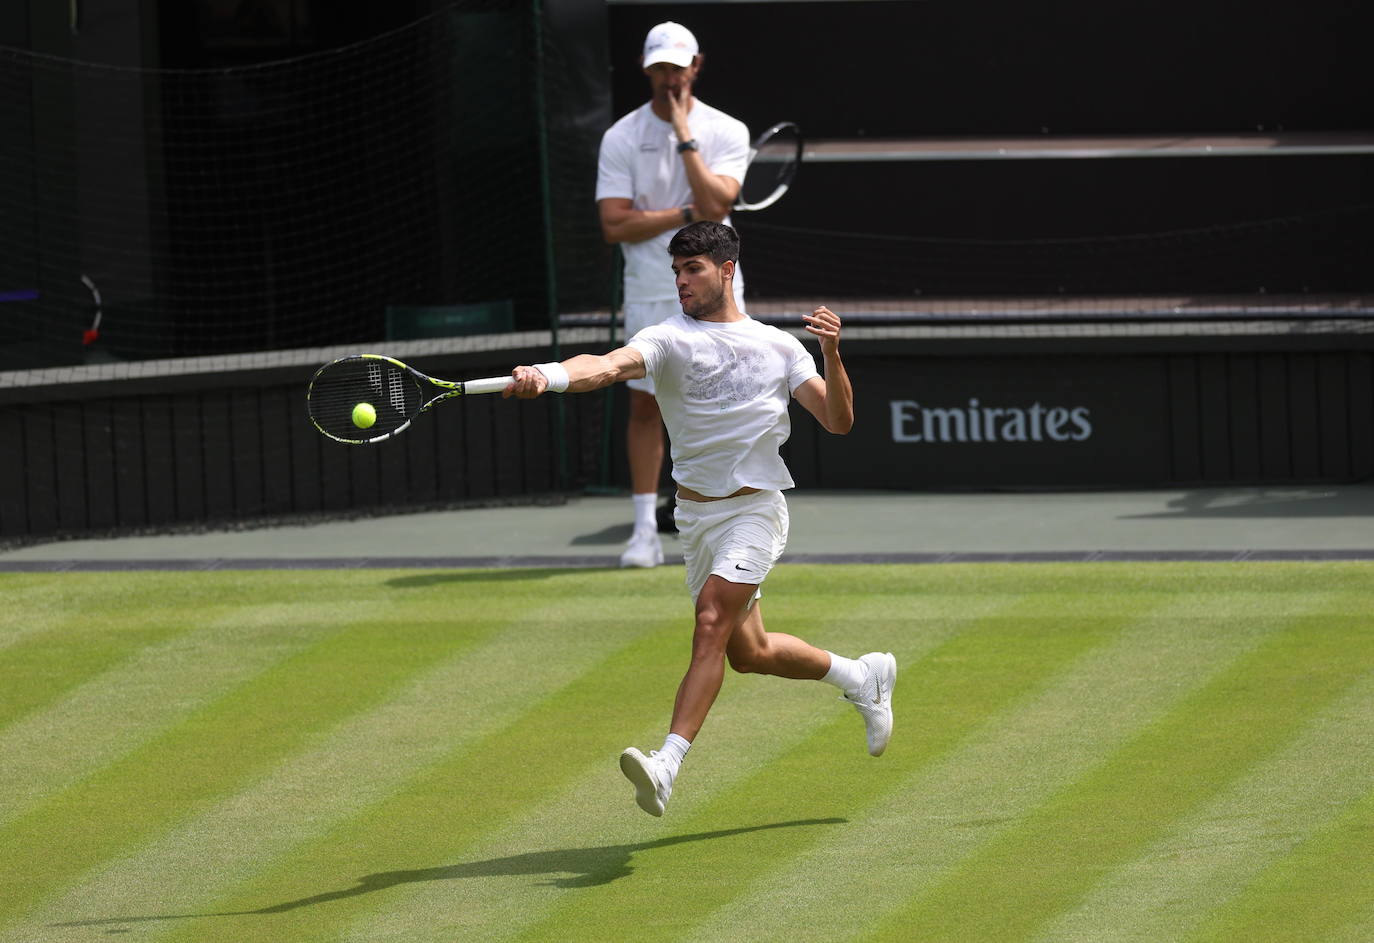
{"left": 691, "top": 609, "right": 732, "bottom": 655}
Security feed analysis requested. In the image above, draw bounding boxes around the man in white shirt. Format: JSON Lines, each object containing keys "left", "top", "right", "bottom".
{"left": 503, "top": 222, "right": 896, "bottom": 817}
{"left": 596, "top": 21, "right": 751, "bottom": 569}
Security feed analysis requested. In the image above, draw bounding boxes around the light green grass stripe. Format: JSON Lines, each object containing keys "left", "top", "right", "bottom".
{"left": 5, "top": 597, "right": 668, "bottom": 943}
{"left": 509, "top": 590, "right": 1139, "bottom": 942}
{"left": 1035, "top": 669, "right": 1374, "bottom": 943}
{"left": 0, "top": 575, "right": 127, "bottom": 654}
{"left": 0, "top": 599, "right": 376, "bottom": 828}
{"left": 867, "top": 594, "right": 1374, "bottom": 943}
{"left": 153, "top": 568, "right": 959, "bottom": 943}
{"left": 0, "top": 599, "right": 216, "bottom": 729}
{"left": 681, "top": 590, "right": 1316, "bottom": 943}
{"left": 145, "top": 613, "right": 692, "bottom": 943}
{"left": 331, "top": 591, "right": 1011, "bottom": 943}
{"left": 1186, "top": 784, "right": 1374, "bottom": 942}
{"left": 164, "top": 571, "right": 935, "bottom": 943}
{"left": 0, "top": 598, "right": 502, "bottom": 928}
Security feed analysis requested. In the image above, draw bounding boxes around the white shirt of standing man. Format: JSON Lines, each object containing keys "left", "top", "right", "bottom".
{"left": 595, "top": 21, "right": 750, "bottom": 569}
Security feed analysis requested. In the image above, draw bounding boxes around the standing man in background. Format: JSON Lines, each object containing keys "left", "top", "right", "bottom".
{"left": 596, "top": 20, "right": 750, "bottom": 568}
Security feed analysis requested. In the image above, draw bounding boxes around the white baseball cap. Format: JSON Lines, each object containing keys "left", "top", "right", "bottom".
{"left": 642, "top": 22, "right": 699, "bottom": 68}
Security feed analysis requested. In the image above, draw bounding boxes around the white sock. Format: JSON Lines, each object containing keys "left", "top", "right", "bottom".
{"left": 658, "top": 732, "right": 691, "bottom": 779}
{"left": 822, "top": 652, "right": 866, "bottom": 696}
{"left": 632, "top": 493, "right": 657, "bottom": 533}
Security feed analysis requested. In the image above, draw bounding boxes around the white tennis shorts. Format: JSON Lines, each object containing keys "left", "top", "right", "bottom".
{"left": 676, "top": 489, "right": 789, "bottom": 603}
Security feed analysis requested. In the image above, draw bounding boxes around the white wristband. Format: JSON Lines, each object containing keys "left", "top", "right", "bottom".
{"left": 534, "top": 361, "right": 570, "bottom": 393}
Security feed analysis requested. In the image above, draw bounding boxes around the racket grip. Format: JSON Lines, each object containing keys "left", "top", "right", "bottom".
{"left": 464, "top": 376, "right": 514, "bottom": 395}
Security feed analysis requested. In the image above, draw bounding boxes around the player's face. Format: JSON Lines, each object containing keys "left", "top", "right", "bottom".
{"left": 672, "top": 254, "right": 730, "bottom": 320}
{"left": 643, "top": 59, "right": 700, "bottom": 107}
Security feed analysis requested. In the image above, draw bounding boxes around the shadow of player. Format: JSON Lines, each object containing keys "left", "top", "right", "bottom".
{"left": 53, "top": 817, "right": 846, "bottom": 928}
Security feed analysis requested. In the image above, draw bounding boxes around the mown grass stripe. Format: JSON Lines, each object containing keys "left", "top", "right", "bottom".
{"left": 4, "top": 562, "right": 1370, "bottom": 943}
{"left": 867, "top": 596, "right": 1374, "bottom": 943}
{"left": 329, "top": 590, "right": 1010, "bottom": 943}
{"left": 508, "top": 590, "right": 1138, "bottom": 942}
{"left": 146, "top": 615, "right": 691, "bottom": 943}
{"left": 9, "top": 597, "right": 668, "bottom": 943}
{"left": 161, "top": 568, "right": 955, "bottom": 943}
{"left": 1185, "top": 785, "right": 1374, "bottom": 943}
{"left": 0, "top": 574, "right": 127, "bottom": 655}
{"left": 0, "top": 607, "right": 203, "bottom": 729}
{"left": 1036, "top": 669, "right": 1374, "bottom": 943}
{"left": 0, "top": 599, "right": 377, "bottom": 828}
{"left": 681, "top": 589, "right": 1319, "bottom": 943}
{"left": 0, "top": 602, "right": 502, "bottom": 929}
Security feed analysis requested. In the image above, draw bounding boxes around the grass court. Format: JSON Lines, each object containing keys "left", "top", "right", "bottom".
{"left": 2, "top": 561, "right": 1372, "bottom": 942}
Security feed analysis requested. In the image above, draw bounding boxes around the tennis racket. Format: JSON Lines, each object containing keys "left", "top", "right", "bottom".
{"left": 733, "top": 121, "right": 803, "bottom": 213}
{"left": 307, "top": 353, "right": 510, "bottom": 444}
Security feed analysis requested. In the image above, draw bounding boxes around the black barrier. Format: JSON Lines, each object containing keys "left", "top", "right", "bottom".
{"left": 2, "top": 327, "right": 1371, "bottom": 542}
{"left": 788, "top": 349, "right": 1373, "bottom": 489}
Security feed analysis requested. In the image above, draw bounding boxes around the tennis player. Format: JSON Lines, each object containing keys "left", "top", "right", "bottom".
{"left": 597, "top": 20, "right": 751, "bottom": 569}
{"left": 504, "top": 221, "right": 895, "bottom": 817}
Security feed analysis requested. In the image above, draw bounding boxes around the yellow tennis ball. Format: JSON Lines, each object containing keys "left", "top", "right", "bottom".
{"left": 351, "top": 402, "right": 377, "bottom": 429}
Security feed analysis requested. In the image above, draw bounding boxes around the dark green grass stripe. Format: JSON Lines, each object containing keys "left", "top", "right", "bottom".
{"left": 511, "top": 595, "right": 1150, "bottom": 943}
{"left": 151, "top": 617, "right": 691, "bottom": 943}
{"left": 1188, "top": 786, "right": 1374, "bottom": 943}
{"left": 0, "top": 611, "right": 505, "bottom": 928}
{"left": 0, "top": 608, "right": 224, "bottom": 730}
{"left": 866, "top": 604, "right": 1374, "bottom": 943}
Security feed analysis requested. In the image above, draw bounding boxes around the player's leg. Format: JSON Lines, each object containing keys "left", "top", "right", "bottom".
{"left": 723, "top": 596, "right": 829, "bottom": 680}
{"left": 724, "top": 592, "right": 896, "bottom": 757}
{"left": 668, "top": 575, "right": 763, "bottom": 741}
{"left": 620, "top": 574, "right": 753, "bottom": 818}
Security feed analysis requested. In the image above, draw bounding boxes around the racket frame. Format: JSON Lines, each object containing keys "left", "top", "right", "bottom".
{"left": 733, "top": 121, "right": 803, "bottom": 213}
{"left": 307, "top": 353, "right": 509, "bottom": 445}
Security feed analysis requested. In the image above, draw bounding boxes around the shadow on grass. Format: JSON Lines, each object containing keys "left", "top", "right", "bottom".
{"left": 53, "top": 817, "right": 845, "bottom": 929}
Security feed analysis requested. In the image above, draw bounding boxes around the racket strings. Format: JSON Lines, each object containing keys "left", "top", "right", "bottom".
{"left": 308, "top": 359, "right": 422, "bottom": 440}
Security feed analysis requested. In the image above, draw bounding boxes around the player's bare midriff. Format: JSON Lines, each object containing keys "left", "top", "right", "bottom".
{"left": 675, "top": 485, "right": 762, "bottom": 503}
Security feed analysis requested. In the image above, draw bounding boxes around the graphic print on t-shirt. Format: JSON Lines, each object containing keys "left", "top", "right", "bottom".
{"left": 683, "top": 341, "right": 774, "bottom": 406}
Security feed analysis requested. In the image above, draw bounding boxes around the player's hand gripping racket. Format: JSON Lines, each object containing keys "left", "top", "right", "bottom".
{"left": 307, "top": 353, "right": 510, "bottom": 444}
{"left": 733, "top": 121, "right": 803, "bottom": 213}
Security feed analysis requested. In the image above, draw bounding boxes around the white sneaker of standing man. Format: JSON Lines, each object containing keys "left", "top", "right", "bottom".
{"left": 620, "top": 527, "right": 664, "bottom": 568}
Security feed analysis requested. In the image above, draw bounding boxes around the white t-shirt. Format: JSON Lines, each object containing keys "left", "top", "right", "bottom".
{"left": 596, "top": 100, "right": 750, "bottom": 303}
{"left": 627, "top": 314, "right": 820, "bottom": 496}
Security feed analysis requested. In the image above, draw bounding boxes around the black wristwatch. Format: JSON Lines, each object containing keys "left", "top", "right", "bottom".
{"left": 676, "top": 139, "right": 699, "bottom": 153}
{"left": 680, "top": 205, "right": 694, "bottom": 224}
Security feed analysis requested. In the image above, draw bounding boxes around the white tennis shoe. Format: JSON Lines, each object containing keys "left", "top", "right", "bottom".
{"left": 619, "top": 528, "right": 663, "bottom": 568}
{"left": 619, "top": 747, "right": 673, "bottom": 816}
{"left": 842, "top": 651, "right": 897, "bottom": 756}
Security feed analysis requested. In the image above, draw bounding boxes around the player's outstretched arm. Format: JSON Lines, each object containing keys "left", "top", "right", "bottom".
{"left": 795, "top": 305, "right": 854, "bottom": 434}
{"left": 503, "top": 347, "right": 646, "bottom": 399}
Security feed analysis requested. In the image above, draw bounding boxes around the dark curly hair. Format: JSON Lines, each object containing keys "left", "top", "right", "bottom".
{"left": 667, "top": 220, "right": 740, "bottom": 266}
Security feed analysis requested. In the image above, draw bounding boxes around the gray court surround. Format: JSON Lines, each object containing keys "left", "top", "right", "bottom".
{"left": 2, "top": 488, "right": 1370, "bottom": 571}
